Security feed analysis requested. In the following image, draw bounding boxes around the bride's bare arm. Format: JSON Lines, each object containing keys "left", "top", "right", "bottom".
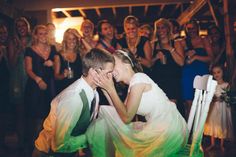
{"left": 117, "top": 84, "right": 145, "bottom": 123}
{"left": 101, "top": 88, "right": 114, "bottom": 106}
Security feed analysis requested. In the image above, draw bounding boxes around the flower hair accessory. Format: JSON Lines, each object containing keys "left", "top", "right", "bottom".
{"left": 116, "top": 49, "right": 134, "bottom": 67}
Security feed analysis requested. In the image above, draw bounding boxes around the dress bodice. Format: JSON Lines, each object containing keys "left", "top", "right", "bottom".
{"left": 128, "top": 73, "right": 176, "bottom": 121}
{"left": 25, "top": 47, "right": 56, "bottom": 80}
{"left": 118, "top": 36, "right": 150, "bottom": 74}
{"left": 184, "top": 37, "right": 209, "bottom": 69}
{"left": 58, "top": 52, "right": 82, "bottom": 79}
{"left": 55, "top": 52, "right": 82, "bottom": 94}
{"left": 152, "top": 41, "right": 181, "bottom": 77}
{"left": 215, "top": 82, "right": 228, "bottom": 98}
{"left": 118, "top": 36, "right": 149, "bottom": 58}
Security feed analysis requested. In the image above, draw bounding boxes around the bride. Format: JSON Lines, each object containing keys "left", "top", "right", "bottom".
{"left": 86, "top": 49, "right": 188, "bottom": 157}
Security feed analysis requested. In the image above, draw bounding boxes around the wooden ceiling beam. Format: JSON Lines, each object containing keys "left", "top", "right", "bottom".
{"left": 177, "top": 0, "right": 206, "bottom": 25}
{"left": 170, "top": 3, "right": 181, "bottom": 16}
{"left": 223, "top": 0, "right": 234, "bottom": 76}
{"left": 62, "top": 10, "right": 71, "bottom": 17}
{"left": 144, "top": 5, "right": 148, "bottom": 17}
{"left": 129, "top": 6, "right": 132, "bottom": 15}
{"left": 207, "top": 0, "right": 219, "bottom": 26}
{"left": 78, "top": 9, "right": 86, "bottom": 18}
{"left": 95, "top": 8, "right": 101, "bottom": 17}
{"left": 112, "top": 7, "right": 116, "bottom": 17}
{"left": 158, "top": 4, "right": 165, "bottom": 17}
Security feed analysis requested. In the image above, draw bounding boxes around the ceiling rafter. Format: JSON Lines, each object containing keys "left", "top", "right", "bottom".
{"left": 158, "top": 4, "right": 165, "bottom": 17}
{"left": 207, "top": 0, "right": 218, "bottom": 26}
{"left": 95, "top": 8, "right": 101, "bottom": 17}
{"left": 62, "top": 10, "right": 71, "bottom": 17}
{"left": 129, "top": 6, "right": 132, "bottom": 15}
{"left": 50, "top": 1, "right": 202, "bottom": 27}
{"left": 144, "top": 5, "right": 148, "bottom": 16}
{"left": 112, "top": 7, "right": 116, "bottom": 17}
{"left": 51, "top": 1, "right": 189, "bottom": 12}
{"left": 177, "top": 0, "right": 206, "bottom": 25}
{"left": 78, "top": 8, "right": 86, "bottom": 18}
{"left": 170, "top": 3, "right": 181, "bottom": 16}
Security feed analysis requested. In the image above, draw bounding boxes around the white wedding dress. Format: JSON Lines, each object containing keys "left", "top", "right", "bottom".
{"left": 86, "top": 73, "right": 188, "bottom": 157}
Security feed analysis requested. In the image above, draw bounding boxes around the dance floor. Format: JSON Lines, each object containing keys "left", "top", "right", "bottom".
{"left": 0, "top": 135, "right": 236, "bottom": 157}
{"left": 1, "top": 106, "right": 236, "bottom": 157}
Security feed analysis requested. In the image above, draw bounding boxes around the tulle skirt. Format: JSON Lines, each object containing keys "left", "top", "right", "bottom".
{"left": 204, "top": 101, "right": 234, "bottom": 139}
{"left": 86, "top": 106, "right": 188, "bottom": 157}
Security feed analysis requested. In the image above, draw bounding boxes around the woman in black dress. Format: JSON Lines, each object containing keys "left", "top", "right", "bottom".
{"left": 151, "top": 18, "right": 184, "bottom": 103}
{"left": 24, "top": 25, "right": 56, "bottom": 149}
{"left": 118, "top": 15, "right": 152, "bottom": 75}
{"left": 54, "top": 28, "right": 83, "bottom": 94}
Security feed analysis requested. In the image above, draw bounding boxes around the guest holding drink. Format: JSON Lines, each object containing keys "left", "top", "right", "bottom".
{"left": 151, "top": 18, "right": 184, "bottom": 103}
{"left": 54, "top": 28, "right": 83, "bottom": 94}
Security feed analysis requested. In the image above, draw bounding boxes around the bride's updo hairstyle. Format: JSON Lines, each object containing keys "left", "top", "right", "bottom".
{"left": 115, "top": 49, "right": 143, "bottom": 73}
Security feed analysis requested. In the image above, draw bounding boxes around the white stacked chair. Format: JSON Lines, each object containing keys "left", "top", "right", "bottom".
{"left": 175, "top": 75, "right": 217, "bottom": 157}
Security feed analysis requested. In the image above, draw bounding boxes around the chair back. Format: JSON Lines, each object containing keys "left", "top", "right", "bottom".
{"left": 187, "top": 75, "right": 217, "bottom": 156}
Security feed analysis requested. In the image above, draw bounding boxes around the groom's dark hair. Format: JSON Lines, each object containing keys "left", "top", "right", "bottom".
{"left": 82, "top": 48, "right": 114, "bottom": 76}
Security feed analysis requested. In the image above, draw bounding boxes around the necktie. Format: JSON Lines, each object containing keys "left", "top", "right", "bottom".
{"left": 90, "top": 94, "right": 96, "bottom": 121}
{"left": 90, "top": 97, "right": 96, "bottom": 115}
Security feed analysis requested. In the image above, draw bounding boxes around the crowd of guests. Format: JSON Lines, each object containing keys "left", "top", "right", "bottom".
{"left": 0, "top": 15, "right": 235, "bottom": 156}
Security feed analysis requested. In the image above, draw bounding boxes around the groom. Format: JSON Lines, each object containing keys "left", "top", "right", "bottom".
{"left": 32, "top": 48, "right": 114, "bottom": 157}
